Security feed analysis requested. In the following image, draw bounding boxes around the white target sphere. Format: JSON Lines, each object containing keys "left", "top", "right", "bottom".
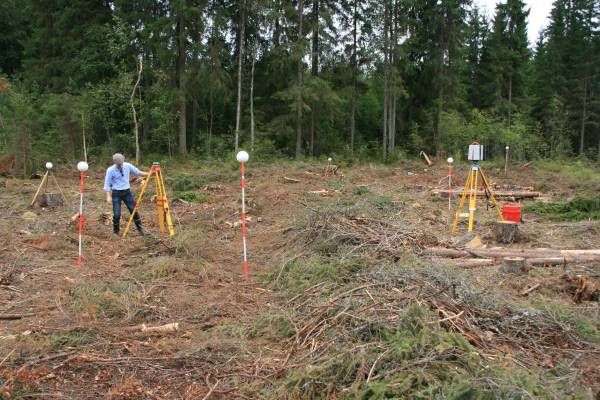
{"left": 447, "top": 157, "right": 454, "bottom": 164}
{"left": 328, "top": 157, "right": 332, "bottom": 162}
{"left": 45, "top": 162, "right": 53, "bottom": 170}
{"left": 77, "top": 161, "right": 89, "bottom": 172}
{"left": 505, "top": 145, "right": 510, "bottom": 150}
{"left": 236, "top": 151, "right": 249, "bottom": 163}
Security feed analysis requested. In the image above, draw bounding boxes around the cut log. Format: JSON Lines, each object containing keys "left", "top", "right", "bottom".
{"left": 426, "top": 247, "right": 468, "bottom": 258}
{"left": 494, "top": 221, "right": 519, "bottom": 244}
{"left": 467, "top": 248, "right": 600, "bottom": 260}
{"left": 501, "top": 257, "right": 527, "bottom": 274}
{"left": 431, "top": 189, "right": 541, "bottom": 199}
{"left": 126, "top": 322, "right": 179, "bottom": 334}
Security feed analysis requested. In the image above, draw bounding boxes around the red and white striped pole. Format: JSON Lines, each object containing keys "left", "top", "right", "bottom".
{"left": 236, "top": 151, "right": 250, "bottom": 280}
{"left": 447, "top": 157, "right": 454, "bottom": 214}
{"left": 76, "top": 161, "right": 88, "bottom": 267}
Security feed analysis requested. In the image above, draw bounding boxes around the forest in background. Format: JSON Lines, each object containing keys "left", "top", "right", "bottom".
{"left": 0, "top": 0, "right": 599, "bottom": 174}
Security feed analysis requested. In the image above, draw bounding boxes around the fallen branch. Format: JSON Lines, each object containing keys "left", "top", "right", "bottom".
{"left": 521, "top": 283, "right": 541, "bottom": 296}
{"left": 125, "top": 322, "right": 179, "bottom": 334}
{"left": 282, "top": 176, "right": 301, "bottom": 184}
{"left": 0, "top": 313, "right": 36, "bottom": 320}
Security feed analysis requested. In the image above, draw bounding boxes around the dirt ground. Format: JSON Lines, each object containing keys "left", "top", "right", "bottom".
{"left": 0, "top": 159, "right": 599, "bottom": 399}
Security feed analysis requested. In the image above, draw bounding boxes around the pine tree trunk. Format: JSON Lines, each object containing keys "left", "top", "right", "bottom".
{"left": 350, "top": 0, "right": 357, "bottom": 157}
{"left": 250, "top": 53, "right": 255, "bottom": 152}
{"left": 131, "top": 59, "right": 142, "bottom": 165}
{"left": 177, "top": 12, "right": 187, "bottom": 156}
{"left": 208, "top": 86, "right": 213, "bottom": 156}
{"left": 235, "top": 0, "right": 245, "bottom": 151}
{"left": 507, "top": 75, "right": 512, "bottom": 129}
{"left": 309, "top": 0, "right": 318, "bottom": 157}
{"left": 382, "top": 0, "right": 389, "bottom": 161}
{"left": 295, "top": 0, "right": 304, "bottom": 160}
{"left": 579, "top": 78, "right": 587, "bottom": 156}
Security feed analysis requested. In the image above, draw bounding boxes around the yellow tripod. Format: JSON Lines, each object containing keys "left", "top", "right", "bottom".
{"left": 122, "top": 162, "right": 175, "bottom": 237}
{"left": 451, "top": 163, "right": 503, "bottom": 234}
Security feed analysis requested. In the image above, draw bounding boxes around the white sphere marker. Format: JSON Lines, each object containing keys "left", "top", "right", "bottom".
{"left": 236, "top": 150, "right": 249, "bottom": 163}
{"left": 77, "top": 161, "right": 89, "bottom": 172}
{"left": 46, "top": 162, "right": 53, "bottom": 170}
{"left": 236, "top": 151, "right": 249, "bottom": 280}
{"left": 76, "top": 161, "right": 88, "bottom": 266}
{"left": 447, "top": 157, "right": 454, "bottom": 164}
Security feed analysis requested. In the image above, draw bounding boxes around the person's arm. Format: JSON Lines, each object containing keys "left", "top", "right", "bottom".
{"left": 130, "top": 164, "right": 148, "bottom": 177}
{"left": 104, "top": 169, "right": 112, "bottom": 203}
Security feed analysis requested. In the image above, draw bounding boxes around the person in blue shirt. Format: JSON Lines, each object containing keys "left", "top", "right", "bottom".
{"left": 104, "top": 153, "right": 149, "bottom": 236}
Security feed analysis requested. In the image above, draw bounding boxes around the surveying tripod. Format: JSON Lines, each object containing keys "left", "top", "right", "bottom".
{"left": 122, "top": 162, "right": 175, "bottom": 237}
{"left": 451, "top": 162, "right": 503, "bottom": 234}
{"left": 31, "top": 166, "right": 67, "bottom": 207}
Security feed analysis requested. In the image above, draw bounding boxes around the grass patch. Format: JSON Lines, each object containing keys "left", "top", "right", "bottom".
{"left": 69, "top": 282, "right": 144, "bottom": 321}
{"left": 262, "top": 257, "right": 373, "bottom": 291}
{"left": 525, "top": 195, "right": 600, "bottom": 221}
{"left": 247, "top": 315, "right": 295, "bottom": 341}
{"left": 174, "top": 191, "right": 208, "bottom": 203}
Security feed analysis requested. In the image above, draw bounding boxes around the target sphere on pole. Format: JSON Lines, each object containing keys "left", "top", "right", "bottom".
{"left": 447, "top": 157, "right": 454, "bottom": 164}
{"left": 236, "top": 151, "right": 249, "bottom": 163}
{"left": 45, "top": 162, "right": 53, "bottom": 170}
{"left": 77, "top": 161, "right": 89, "bottom": 172}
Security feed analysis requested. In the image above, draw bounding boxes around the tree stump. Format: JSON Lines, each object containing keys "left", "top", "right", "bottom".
{"left": 494, "top": 221, "right": 519, "bottom": 244}
{"left": 501, "top": 257, "right": 526, "bottom": 274}
{"left": 34, "top": 193, "right": 64, "bottom": 208}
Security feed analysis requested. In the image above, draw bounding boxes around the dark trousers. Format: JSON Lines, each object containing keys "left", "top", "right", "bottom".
{"left": 112, "top": 189, "right": 142, "bottom": 233}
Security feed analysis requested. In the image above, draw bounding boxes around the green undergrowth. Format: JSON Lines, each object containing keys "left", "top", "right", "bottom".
{"left": 525, "top": 195, "right": 600, "bottom": 221}
{"left": 272, "top": 304, "right": 585, "bottom": 399}
{"left": 260, "top": 257, "right": 374, "bottom": 291}
{"left": 49, "top": 329, "right": 96, "bottom": 350}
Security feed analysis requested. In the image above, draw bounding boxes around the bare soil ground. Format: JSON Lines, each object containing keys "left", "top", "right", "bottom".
{"left": 1, "top": 160, "right": 599, "bottom": 399}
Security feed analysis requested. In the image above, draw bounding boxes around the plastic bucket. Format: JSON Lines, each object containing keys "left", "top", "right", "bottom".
{"left": 502, "top": 204, "right": 522, "bottom": 223}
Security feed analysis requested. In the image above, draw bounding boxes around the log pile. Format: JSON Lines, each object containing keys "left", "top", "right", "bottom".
{"left": 431, "top": 188, "right": 541, "bottom": 200}
{"left": 427, "top": 246, "right": 600, "bottom": 269}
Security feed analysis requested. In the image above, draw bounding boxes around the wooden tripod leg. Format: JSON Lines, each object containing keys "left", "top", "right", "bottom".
{"left": 156, "top": 170, "right": 175, "bottom": 236}
{"left": 479, "top": 168, "right": 504, "bottom": 221}
{"left": 122, "top": 168, "right": 154, "bottom": 237}
{"left": 468, "top": 167, "right": 479, "bottom": 232}
{"left": 50, "top": 173, "right": 68, "bottom": 205}
{"left": 31, "top": 171, "right": 49, "bottom": 207}
{"left": 451, "top": 171, "right": 472, "bottom": 235}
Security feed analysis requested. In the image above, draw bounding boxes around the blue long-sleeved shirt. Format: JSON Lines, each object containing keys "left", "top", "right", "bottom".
{"left": 103, "top": 163, "right": 141, "bottom": 192}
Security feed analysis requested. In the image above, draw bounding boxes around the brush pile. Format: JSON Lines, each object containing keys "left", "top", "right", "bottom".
{"left": 273, "top": 262, "right": 598, "bottom": 398}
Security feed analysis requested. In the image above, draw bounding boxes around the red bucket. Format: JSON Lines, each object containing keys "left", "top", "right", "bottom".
{"left": 502, "top": 204, "right": 522, "bottom": 223}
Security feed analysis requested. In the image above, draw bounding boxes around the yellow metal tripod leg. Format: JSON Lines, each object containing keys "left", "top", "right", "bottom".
{"left": 156, "top": 169, "right": 175, "bottom": 236}
{"left": 154, "top": 172, "right": 165, "bottom": 233}
{"left": 122, "top": 167, "right": 154, "bottom": 237}
{"left": 478, "top": 168, "right": 504, "bottom": 221}
{"left": 451, "top": 170, "right": 472, "bottom": 235}
{"left": 468, "top": 166, "right": 479, "bottom": 232}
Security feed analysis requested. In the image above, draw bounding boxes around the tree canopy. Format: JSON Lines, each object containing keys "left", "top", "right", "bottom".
{"left": 1, "top": 0, "right": 599, "bottom": 173}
